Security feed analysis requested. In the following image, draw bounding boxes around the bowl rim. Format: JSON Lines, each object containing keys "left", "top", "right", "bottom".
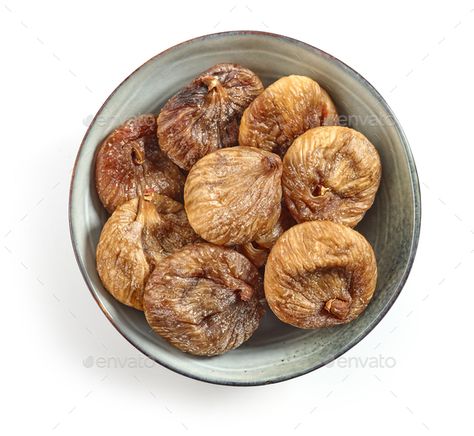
{"left": 69, "top": 30, "right": 422, "bottom": 386}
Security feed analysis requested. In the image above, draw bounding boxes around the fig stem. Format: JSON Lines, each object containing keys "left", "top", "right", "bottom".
{"left": 238, "top": 285, "right": 253, "bottom": 302}
{"left": 319, "top": 186, "right": 329, "bottom": 196}
{"left": 324, "top": 298, "right": 350, "bottom": 319}
{"left": 312, "top": 184, "right": 329, "bottom": 197}
{"left": 136, "top": 189, "right": 154, "bottom": 223}
{"left": 202, "top": 76, "right": 221, "bottom": 92}
{"left": 131, "top": 142, "right": 145, "bottom": 165}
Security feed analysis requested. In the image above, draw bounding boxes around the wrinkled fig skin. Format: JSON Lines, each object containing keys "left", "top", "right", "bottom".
{"left": 283, "top": 126, "right": 381, "bottom": 227}
{"left": 157, "top": 64, "right": 264, "bottom": 171}
{"left": 264, "top": 221, "right": 377, "bottom": 328}
{"left": 239, "top": 75, "right": 339, "bottom": 156}
{"left": 96, "top": 195, "right": 199, "bottom": 310}
{"left": 95, "top": 114, "right": 185, "bottom": 213}
{"left": 184, "top": 146, "right": 283, "bottom": 246}
{"left": 144, "top": 243, "right": 264, "bottom": 356}
{"left": 254, "top": 204, "right": 295, "bottom": 248}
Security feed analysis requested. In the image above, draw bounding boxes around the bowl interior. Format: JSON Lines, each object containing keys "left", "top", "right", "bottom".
{"left": 70, "top": 32, "right": 420, "bottom": 385}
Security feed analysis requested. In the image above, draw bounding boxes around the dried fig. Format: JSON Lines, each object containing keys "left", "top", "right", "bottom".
{"left": 264, "top": 221, "right": 377, "bottom": 328}
{"left": 320, "top": 87, "right": 339, "bottom": 126}
{"left": 283, "top": 126, "right": 381, "bottom": 227}
{"left": 238, "top": 241, "right": 268, "bottom": 269}
{"left": 95, "top": 114, "right": 184, "bottom": 213}
{"left": 144, "top": 243, "right": 264, "bottom": 356}
{"left": 239, "top": 75, "right": 338, "bottom": 156}
{"left": 253, "top": 204, "right": 295, "bottom": 248}
{"left": 238, "top": 206, "right": 295, "bottom": 268}
{"left": 184, "top": 146, "right": 282, "bottom": 246}
{"left": 96, "top": 193, "right": 199, "bottom": 310}
{"left": 157, "top": 63, "right": 264, "bottom": 170}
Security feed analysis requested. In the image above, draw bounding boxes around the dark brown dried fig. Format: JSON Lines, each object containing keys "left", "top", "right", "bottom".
{"left": 157, "top": 63, "right": 264, "bottom": 170}
{"left": 95, "top": 114, "right": 184, "bottom": 213}
{"left": 239, "top": 75, "right": 338, "bottom": 156}
{"left": 283, "top": 126, "right": 381, "bottom": 227}
{"left": 184, "top": 146, "right": 282, "bottom": 246}
{"left": 264, "top": 221, "right": 377, "bottom": 328}
{"left": 238, "top": 206, "right": 295, "bottom": 268}
{"left": 144, "top": 243, "right": 264, "bottom": 356}
{"left": 96, "top": 193, "right": 199, "bottom": 310}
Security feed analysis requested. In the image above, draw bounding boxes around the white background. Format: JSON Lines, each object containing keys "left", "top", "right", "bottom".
{"left": 1, "top": 1, "right": 472, "bottom": 434}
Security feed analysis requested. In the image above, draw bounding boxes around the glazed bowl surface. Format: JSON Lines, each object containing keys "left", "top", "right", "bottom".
{"left": 69, "top": 31, "right": 421, "bottom": 385}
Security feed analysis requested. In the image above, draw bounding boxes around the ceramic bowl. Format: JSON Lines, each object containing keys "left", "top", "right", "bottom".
{"left": 69, "top": 31, "right": 421, "bottom": 385}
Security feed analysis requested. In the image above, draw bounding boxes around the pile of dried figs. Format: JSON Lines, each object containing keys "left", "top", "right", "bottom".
{"left": 94, "top": 63, "right": 381, "bottom": 356}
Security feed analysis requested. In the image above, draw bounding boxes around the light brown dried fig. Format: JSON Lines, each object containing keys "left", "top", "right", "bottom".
{"left": 238, "top": 241, "right": 269, "bottom": 269}
{"left": 95, "top": 114, "right": 184, "bottom": 213}
{"left": 283, "top": 126, "right": 381, "bottom": 227}
{"left": 157, "top": 63, "right": 264, "bottom": 170}
{"left": 184, "top": 146, "right": 282, "bottom": 246}
{"left": 238, "top": 206, "right": 295, "bottom": 268}
{"left": 253, "top": 204, "right": 295, "bottom": 248}
{"left": 239, "top": 75, "right": 338, "bottom": 156}
{"left": 320, "top": 87, "right": 339, "bottom": 126}
{"left": 96, "top": 193, "right": 199, "bottom": 310}
{"left": 144, "top": 243, "right": 264, "bottom": 356}
{"left": 264, "top": 221, "right": 377, "bottom": 328}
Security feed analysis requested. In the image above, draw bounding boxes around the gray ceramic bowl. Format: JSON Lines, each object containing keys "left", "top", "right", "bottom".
{"left": 69, "top": 31, "right": 421, "bottom": 385}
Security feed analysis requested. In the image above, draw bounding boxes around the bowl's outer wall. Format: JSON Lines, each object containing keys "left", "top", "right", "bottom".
{"left": 70, "top": 31, "right": 420, "bottom": 385}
